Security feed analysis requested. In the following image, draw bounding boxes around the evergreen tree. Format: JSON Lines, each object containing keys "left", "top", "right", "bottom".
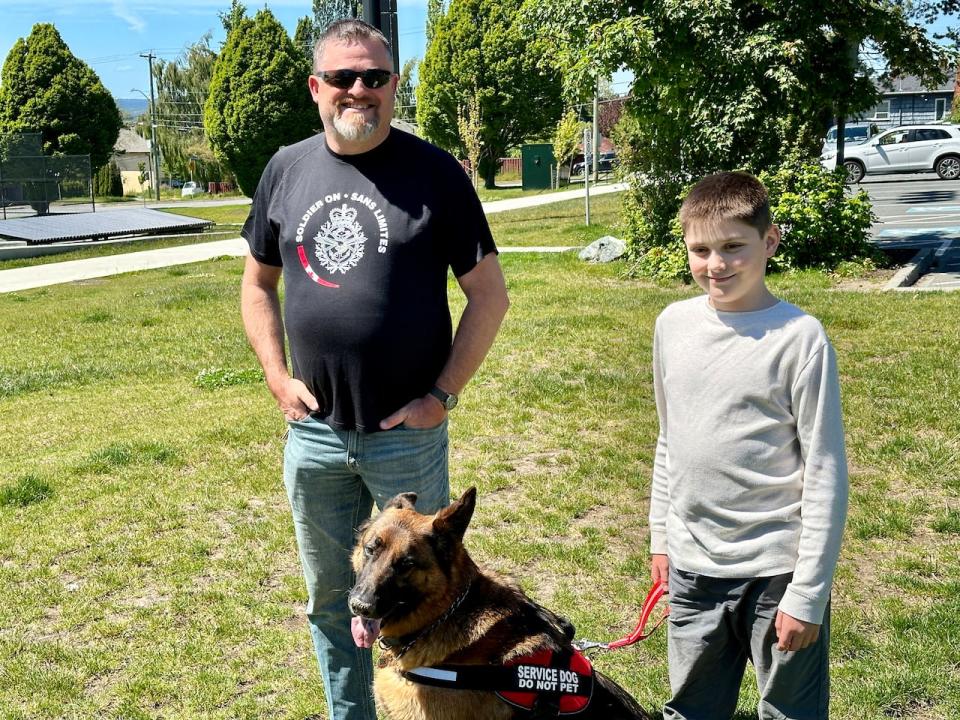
{"left": 417, "top": 0, "right": 563, "bottom": 188}
{"left": 94, "top": 160, "right": 123, "bottom": 197}
{"left": 426, "top": 0, "right": 444, "bottom": 44}
{"left": 0, "top": 23, "right": 121, "bottom": 170}
{"left": 204, "top": 9, "right": 318, "bottom": 196}
{"left": 297, "top": 1, "right": 358, "bottom": 67}
{"left": 218, "top": 0, "right": 247, "bottom": 38}
{"left": 152, "top": 33, "right": 224, "bottom": 184}
{"left": 311, "top": 0, "right": 357, "bottom": 33}
{"left": 395, "top": 58, "right": 418, "bottom": 123}
{"left": 294, "top": 17, "right": 316, "bottom": 66}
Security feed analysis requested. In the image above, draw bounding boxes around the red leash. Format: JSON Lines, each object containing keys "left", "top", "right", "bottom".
{"left": 573, "top": 580, "right": 669, "bottom": 652}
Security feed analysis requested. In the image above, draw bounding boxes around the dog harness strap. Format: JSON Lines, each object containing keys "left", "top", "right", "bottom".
{"left": 404, "top": 648, "right": 595, "bottom": 715}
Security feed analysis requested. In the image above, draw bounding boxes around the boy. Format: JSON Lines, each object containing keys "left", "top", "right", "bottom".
{"left": 648, "top": 172, "right": 849, "bottom": 720}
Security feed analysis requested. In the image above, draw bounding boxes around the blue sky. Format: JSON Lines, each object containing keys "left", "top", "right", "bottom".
{"left": 0, "top": 0, "right": 432, "bottom": 99}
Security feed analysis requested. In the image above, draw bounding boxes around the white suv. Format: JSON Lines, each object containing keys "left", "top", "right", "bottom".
{"left": 822, "top": 124, "right": 960, "bottom": 183}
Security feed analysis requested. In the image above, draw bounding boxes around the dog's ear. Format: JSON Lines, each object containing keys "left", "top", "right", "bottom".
{"left": 432, "top": 487, "right": 476, "bottom": 541}
{"left": 384, "top": 492, "right": 418, "bottom": 511}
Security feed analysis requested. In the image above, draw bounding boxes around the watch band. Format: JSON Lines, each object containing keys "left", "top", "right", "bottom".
{"left": 429, "top": 386, "right": 459, "bottom": 411}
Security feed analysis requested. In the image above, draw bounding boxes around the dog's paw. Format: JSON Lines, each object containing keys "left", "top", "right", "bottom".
{"left": 352, "top": 616, "right": 380, "bottom": 648}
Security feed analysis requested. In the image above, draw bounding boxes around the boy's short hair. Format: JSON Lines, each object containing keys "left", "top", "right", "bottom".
{"left": 679, "top": 171, "right": 771, "bottom": 236}
{"left": 313, "top": 19, "right": 393, "bottom": 73}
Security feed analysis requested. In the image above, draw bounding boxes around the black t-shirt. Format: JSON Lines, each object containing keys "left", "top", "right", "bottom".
{"left": 242, "top": 129, "right": 497, "bottom": 432}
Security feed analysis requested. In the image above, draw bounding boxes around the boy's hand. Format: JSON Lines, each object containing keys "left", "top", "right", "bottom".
{"left": 650, "top": 554, "right": 670, "bottom": 591}
{"left": 775, "top": 610, "right": 820, "bottom": 652}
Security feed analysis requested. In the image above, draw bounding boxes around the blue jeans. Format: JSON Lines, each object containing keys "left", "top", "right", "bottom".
{"left": 283, "top": 415, "right": 450, "bottom": 720}
{"left": 664, "top": 567, "right": 830, "bottom": 720}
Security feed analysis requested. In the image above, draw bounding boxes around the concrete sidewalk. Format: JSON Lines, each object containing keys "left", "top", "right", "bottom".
{"left": 0, "top": 184, "right": 624, "bottom": 293}
{"left": 0, "top": 239, "right": 247, "bottom": 293}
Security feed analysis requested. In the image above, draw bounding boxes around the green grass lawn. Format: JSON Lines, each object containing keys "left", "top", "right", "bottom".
{"left": 486, "top": 191, "right": 623, "bottom": 247}
{"left": 1, "top": 238, "right": 958, "bottom": 717}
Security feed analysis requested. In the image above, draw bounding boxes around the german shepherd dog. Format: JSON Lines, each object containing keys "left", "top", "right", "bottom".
{"left": 348, "top": 487, "right": 651, "bottom": 720}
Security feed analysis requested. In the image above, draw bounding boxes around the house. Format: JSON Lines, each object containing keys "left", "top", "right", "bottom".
{"left": 112, "top": 128, "right": 152, "bottom": 195}
{"left": 863, "top": 71, "right": 955, "bottom": 127}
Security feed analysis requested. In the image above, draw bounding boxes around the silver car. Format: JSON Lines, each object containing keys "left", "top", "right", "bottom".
{"left": 822, "top": 124, "right": 960, "bottom": 183}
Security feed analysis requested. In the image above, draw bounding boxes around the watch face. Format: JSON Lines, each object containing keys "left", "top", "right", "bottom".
{"left": 431, "top": 387, "right": 458, "bottom": 410}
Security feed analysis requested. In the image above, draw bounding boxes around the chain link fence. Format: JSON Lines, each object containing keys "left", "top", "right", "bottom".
{"left": 1, "top": 133, "right": 94, "bottom": 219}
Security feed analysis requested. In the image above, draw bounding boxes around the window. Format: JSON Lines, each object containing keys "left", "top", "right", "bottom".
{"left": 936, "top": 98, "right": 946, "bottom": 120}
{"left": 880, "top": 130, "right": 912, "bottom": 145}
{"left": 916, "top": 129, "right": 951, "bottom": 141}
{"left": 871, "top": 100, "right": 891, "bottom": 120}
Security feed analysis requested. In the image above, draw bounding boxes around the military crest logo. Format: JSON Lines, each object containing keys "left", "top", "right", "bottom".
{"left": 314, "top": 204, "right": 367, "bottom": 274}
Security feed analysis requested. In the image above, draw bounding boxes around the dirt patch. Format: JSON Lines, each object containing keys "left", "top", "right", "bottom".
{"left": 833, "top": 269, "right": 897, "bottom": 292}
{"left": 505, "top": 450, "right": 568, "bottom": 476}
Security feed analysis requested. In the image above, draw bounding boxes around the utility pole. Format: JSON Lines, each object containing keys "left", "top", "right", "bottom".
{"left": 363, "top": 0, "right": 400, "bottom": 72}
{"left": 583, "top": 127, "right": 591, "bottom": 226}
{"left": 140, "top": 52, "right": 161, "bottom": 201}
{"left": 592, "top": 73, "right": 600, "bottom": 183}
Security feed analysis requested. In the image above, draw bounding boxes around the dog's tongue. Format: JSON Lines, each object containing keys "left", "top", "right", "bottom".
{"left": 351, "top": 616, "right": 380, "bottom": 648}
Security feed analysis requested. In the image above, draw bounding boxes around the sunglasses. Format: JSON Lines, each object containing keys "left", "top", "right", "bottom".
{"left": 317, "top": 69, "right": 393, "bottom": 90}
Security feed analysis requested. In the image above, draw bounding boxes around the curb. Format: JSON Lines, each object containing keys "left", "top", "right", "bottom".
{"left": 884, "top": 247, "right": 936, "bottom": 290}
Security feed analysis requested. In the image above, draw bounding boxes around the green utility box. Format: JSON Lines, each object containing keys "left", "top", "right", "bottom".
{"left": 521, "top": 144, "right": 556, "bottom": 190}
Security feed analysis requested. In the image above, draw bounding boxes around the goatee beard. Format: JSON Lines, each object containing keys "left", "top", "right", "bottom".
{"left": 333, "top": 112, "right": 379, "bottom": 142}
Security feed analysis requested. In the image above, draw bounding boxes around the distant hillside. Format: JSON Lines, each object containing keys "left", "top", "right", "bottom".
{"left": 116, "top": 97, "right": 149, "bottom": 123}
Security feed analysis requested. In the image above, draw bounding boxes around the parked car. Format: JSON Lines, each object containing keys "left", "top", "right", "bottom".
{"left": 181, "top": 181, "right": 204, "bottom": 197}
{"left": 821, "top": 124, "right": 960, "bottom": 183}
{"left": 820, "top": 122, "right": 880, "bottom": 155}
{"left": 573, "top": 151, "right": 618, "bottom": 176}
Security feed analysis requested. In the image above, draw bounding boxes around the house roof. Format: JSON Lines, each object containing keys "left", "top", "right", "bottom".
{"left": 114, "top": 127, "right": 151, "bottom": 154}
{"left": 879, "top": 71, "right": 955, "bottom": 95}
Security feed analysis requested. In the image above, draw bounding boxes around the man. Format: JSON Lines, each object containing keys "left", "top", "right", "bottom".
{"left": 239, "top": 19, "right": 509, "bottom": 720}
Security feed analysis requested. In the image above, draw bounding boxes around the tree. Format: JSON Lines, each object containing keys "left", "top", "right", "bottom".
{"left": 93, "top": 160, "right": 122, "bottom": 197}
{"left": 597, "top": 97, "right": 625, "bottom": 140}
{"left": 552, "top": 110, "right": 582, "bottom": 183}
{"left": 426, "top": 0, "right": 445, "bottom": 45}
{"left": 396, "top": 58, "right": 418, "bottom": 123}
{"left": 204, "top": 9, "right": 318, "bottom": 196}
{"left": 311, "top": 0, "right": 357, "bottom": 33}
{"left": 218, "top": 0, "right": 247, "bottom": 39}
{"left": 294, "top": 17, "right": 316, "bottom": 66}
{"left": 151, "top": 33, "right": 224, "bottom": 184}
{"left": 457, "top": 94, "right": 482, "bottom": 188}
{"left": 0, "top": 23, "right": 121, "bottom": 170}
{"left": 523, "top": 0, "right": 952, "bottom": 262}
{"left": 418, "top": 0, "right": 563, "bottom": 188}
{"left": 296, "top": 0, "right": 358, "bottom": 65}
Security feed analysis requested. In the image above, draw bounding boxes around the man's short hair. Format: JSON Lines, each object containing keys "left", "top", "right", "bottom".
{"left": 313, "top": 19, "right": 393, "bottom": 73}
{"left": 679, "top": 171, "right": 771, "bottom": 236}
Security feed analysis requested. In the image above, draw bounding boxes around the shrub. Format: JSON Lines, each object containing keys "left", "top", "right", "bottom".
{"left": 758, "top": 158, "right": 877, "bottom": 271}
{"left": 623, "top": 156, "right": 877, "bottom": 281}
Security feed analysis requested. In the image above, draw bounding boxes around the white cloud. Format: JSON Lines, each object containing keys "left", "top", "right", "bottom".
{"left": 112, "top": 0, "right": 147, "bottom": 33}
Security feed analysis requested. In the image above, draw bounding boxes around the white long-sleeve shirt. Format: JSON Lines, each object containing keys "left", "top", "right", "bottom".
{"left": 649, "top": 296, "right": 848, "bottom": 624}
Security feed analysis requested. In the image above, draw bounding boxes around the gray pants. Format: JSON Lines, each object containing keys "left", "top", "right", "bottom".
{"left": 664, "top": 567, "right": 830, "bottom": 720}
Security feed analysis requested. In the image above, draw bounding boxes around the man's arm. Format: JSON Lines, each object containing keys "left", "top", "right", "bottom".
{"left": 240, "top": 253, "right": 318, "bottom": 421}
{"left": 380, "top": 253, "right": 509, "bottom": 429}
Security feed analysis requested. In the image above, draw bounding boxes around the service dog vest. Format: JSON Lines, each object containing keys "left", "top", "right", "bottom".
{"left": 403, "top": 647, "right": 594, "bottom": 715}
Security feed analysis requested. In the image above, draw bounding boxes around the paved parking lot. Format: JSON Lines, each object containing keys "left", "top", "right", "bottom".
{"left": 857, "top": 173, "right": 960, "bottom": 290}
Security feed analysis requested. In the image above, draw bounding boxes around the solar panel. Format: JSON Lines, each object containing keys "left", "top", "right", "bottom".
{"left": 0, "top": 208, "right": 213, "bottom": 244}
